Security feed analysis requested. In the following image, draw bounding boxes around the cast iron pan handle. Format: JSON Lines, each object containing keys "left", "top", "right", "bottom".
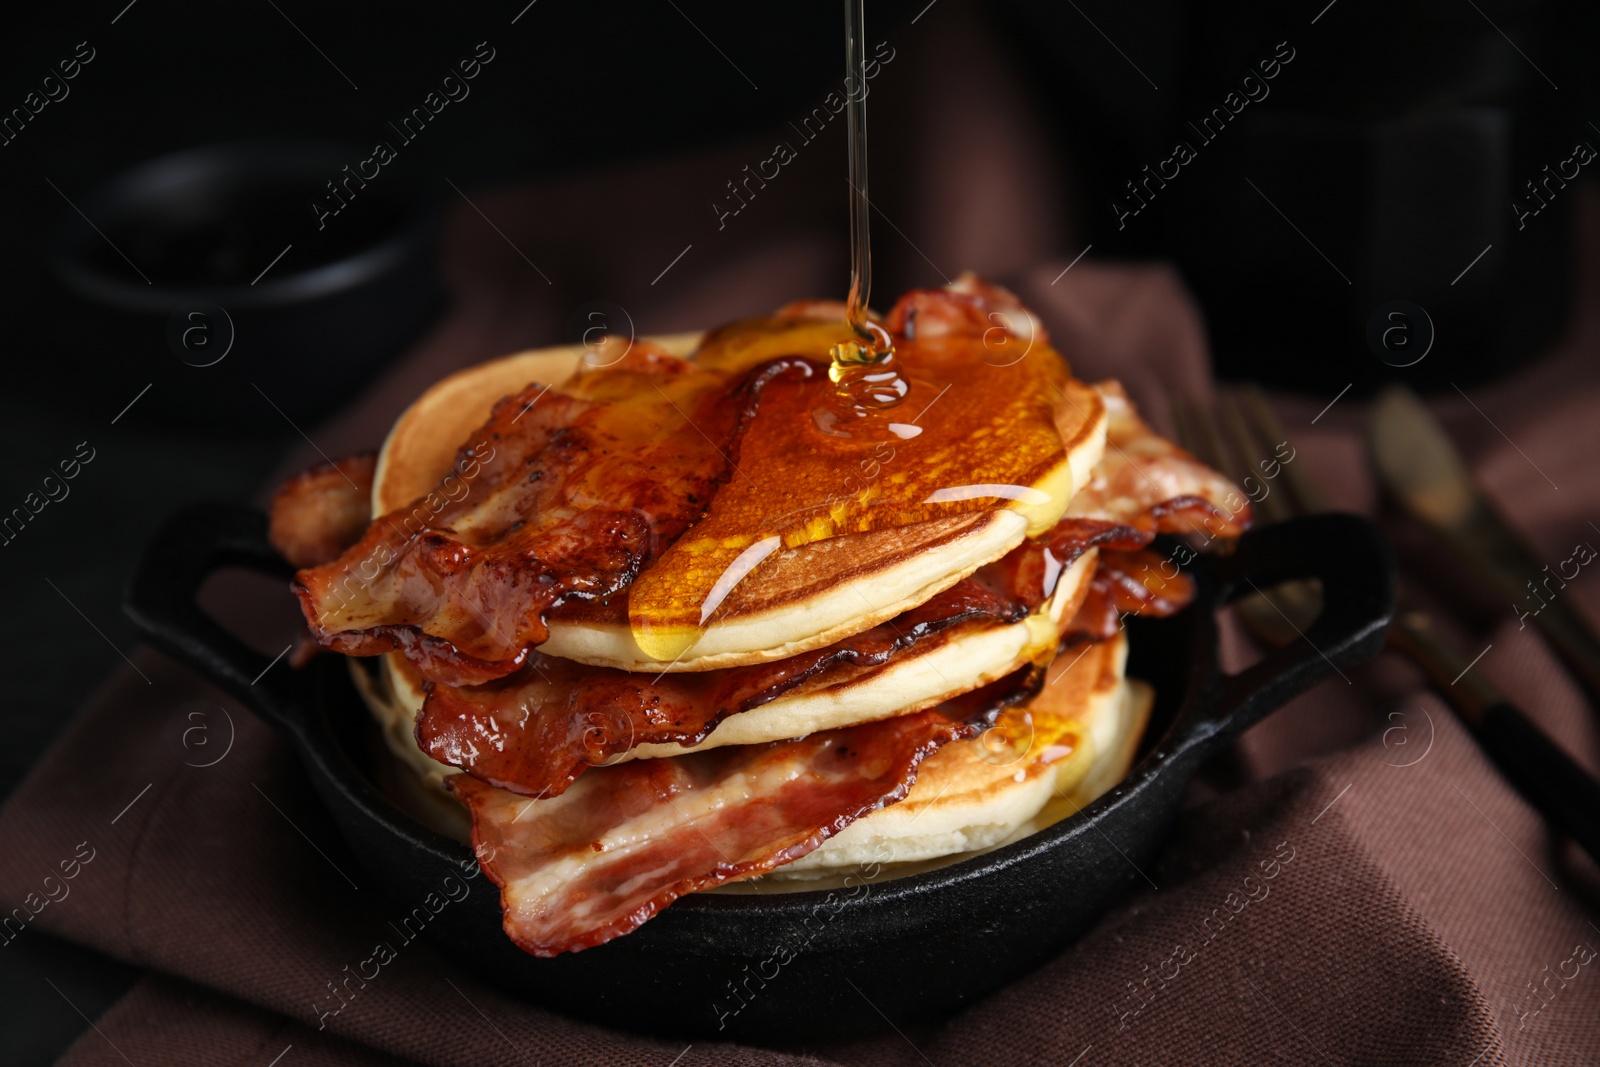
{"left": 1192, "top": 513, "right": 1396, "bottom": 757}
{"left": 124, "top": 501, "right": 301, "bottom": 731}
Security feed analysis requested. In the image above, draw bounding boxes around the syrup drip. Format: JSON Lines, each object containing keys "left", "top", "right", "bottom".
{"left": 818, "top": 0, "right": 908, "bottom": 438}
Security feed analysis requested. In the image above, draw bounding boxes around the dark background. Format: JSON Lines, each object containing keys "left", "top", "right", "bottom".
{"left": 0, "top": 0, "right": 1593, "bottom": 1062}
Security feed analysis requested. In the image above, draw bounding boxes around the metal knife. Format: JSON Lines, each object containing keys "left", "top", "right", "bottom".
{"left": 1387, "top": 602, "right": 1600, "bottom": 866}
{"left": 1367, "top": 385, "right": 1600, "bottom": 710}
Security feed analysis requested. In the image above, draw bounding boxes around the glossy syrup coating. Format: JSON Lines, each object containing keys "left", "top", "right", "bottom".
{"left": 628, "top": 318, "right": 1074, "bottom": 660}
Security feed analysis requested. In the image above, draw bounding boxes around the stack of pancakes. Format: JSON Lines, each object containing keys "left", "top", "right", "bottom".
{"left": 271, "top": 279, "right": 1241, "bottom": 954}
{"left": 356, "top": 331, "right": 1146, "bottom": 883}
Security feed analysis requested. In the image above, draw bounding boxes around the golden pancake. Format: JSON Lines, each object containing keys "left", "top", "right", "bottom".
{"left": 769, "top": 630, "right": 1138, "bottom": 876}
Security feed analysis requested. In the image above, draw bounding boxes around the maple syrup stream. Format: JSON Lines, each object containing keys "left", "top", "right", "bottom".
{"left": 823, "top": 0, "right": 908, "bottom": 429}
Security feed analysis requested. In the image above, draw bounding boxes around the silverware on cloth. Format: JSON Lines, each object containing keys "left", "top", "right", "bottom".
{"left": 1172, "top": 385, "right": 1600, "bottom": 866}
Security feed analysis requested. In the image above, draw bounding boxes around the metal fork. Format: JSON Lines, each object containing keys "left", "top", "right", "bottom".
{"left": 1170, "top": 385, "right": 1325, "bottom": 647}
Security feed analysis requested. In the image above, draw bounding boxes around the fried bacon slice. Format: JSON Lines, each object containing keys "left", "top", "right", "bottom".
{"left": 267, "top": 453, "right": 376, "bottom": 569}
{"left": 419, "top": 571, "right": 1034, "bottom": 798}
{"left": 1068, "top": 381, "right": 1249, "bottom": 539}
{"left": 885, "top": 272, "right": 1047, "bottom": 351}
{"left": 1067, "top": 547, "right": 1198, "bottom": 643}
{"left": 1045, "top": 381, "right": 1250, "bottom": 644}
{"left": 289, "top": 347, "right": 806, "bottom": 685}
{"left": 451, "top": 670, "right": 1036, "bottom": 957}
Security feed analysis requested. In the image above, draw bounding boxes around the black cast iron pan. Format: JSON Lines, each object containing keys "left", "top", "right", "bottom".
{"left": 125, "top": 503, "right": 1393, "bottom": 1042}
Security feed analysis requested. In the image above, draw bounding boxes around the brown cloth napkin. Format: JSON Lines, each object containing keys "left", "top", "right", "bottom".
{"left": 8, "top": 6, "right": 1600, "bottom": 1062}
{"left": 10, "top": 239, "right": 1600, "bottom": 1066}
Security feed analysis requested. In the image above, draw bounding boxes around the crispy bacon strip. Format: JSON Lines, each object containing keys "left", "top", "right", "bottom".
{"left": 290, "top": 348, "right": 805, "bottom": 685}
{"left": 420, "top": 573, "right": 1031, "bottom": 798}
{"left": 267, "top": 454, "right": 376, "bottom": 569}
{"left": 885, "top": 273, "right": 1047, "bottom": 350}
{"left": 1045, "top": 381, "right": 1252, "bottom": 642}
{"left": 451, "top": 670, "right": 1036, "bottom": 956}
{"left": 1067, "top": 547, "right": 1198, "bottom": 643}
{"left": 1068, "top": 381, "right": 1250, "bottom": 540}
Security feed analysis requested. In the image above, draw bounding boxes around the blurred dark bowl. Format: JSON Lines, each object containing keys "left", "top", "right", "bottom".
{"left": 51, "top": 141, "right": 442, "bottom": 432}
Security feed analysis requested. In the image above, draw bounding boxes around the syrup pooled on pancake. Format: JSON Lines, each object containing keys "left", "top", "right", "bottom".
{"left": 627, "top": 291, "right": 1074, "bottom": 661}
